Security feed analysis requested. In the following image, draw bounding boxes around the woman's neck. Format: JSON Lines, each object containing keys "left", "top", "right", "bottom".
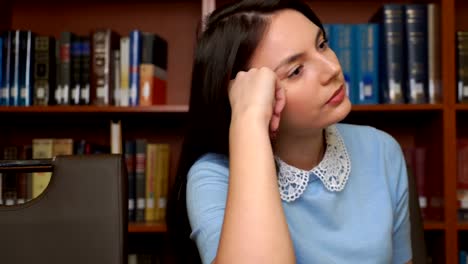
{"left": 273, "top": 128, "right": 326, "bottom": 171}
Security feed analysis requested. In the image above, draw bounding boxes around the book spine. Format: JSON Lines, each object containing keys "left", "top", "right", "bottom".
{"left": 70, "top": 37, "right": 81, "bottom": 105}
{"left": 145, "top": 144, "right": 157, "bottom": 222}
{"left": 91, "top": 30, "right": 118, "bottom": 105}
{"left": 55, "top": 39, "right": 62, "bottom": 104}
{"left": 458, "top": 32, "right": 468, "bottom": 103}
{"left": 113, "top": 50, "right": 121, "bottom": 106}
{"left": 34, "top": 36, "right": 55, "bottom": 106}
{"left": 80, "top": 36, "right": 91, "bottom": 105}
{"left": 19, "top": 31, "right": 34, "bottom": 106}
{"left": 156, "top": 144, "right": 170, "bottom": 221}
{"left": 381, "top": 4, "right": 406, "bottom": 104}
{"left": 405, "top": 4, "right": 429, "bottom": 104}
{"left": 120, "top": 37, "right": 130, "bottom": 106}
{"left": 125, "top": 140, "right": 136, "bottom": 222}
{"left": 427, "top": 4, "right": 441, "bottom": 103}
{"left": 60, "top": 32, "right": 72, "bottom": 105}
{"left": 32, "top": 139, "right": 54, "bottom": 198}
{"left": 129, "top": 30, "right": 142, "bottom": 106}
{"left": 354, "top": 24, "right": 380, "bottom": 104}
{"left": 0, "top": 31, "right": 11, "bottom": 106}
{"left": 135, "top": 139, "right": 147, "bottom": 222}
{"left": 10, "top": 30, "right": 20, "bottom": 106}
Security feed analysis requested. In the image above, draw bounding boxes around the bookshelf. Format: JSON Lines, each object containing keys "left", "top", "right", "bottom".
{"left": 0, "top": 0, "right": 464, "bottom": 263}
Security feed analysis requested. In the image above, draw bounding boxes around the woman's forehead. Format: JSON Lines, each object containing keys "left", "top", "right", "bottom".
{"left": 250, "top": 9, "right": 321, "bottom": 69}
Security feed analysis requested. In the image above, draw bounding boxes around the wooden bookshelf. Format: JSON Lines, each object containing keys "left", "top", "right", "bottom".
{"left": 424, "top": 221, "right": 447, "bottom": 231}
{"left": 128, "top": 222, "right": 167, "bottom": 233}
{"left": 352, "top": 104, "right": 444, "bottom": 112}
{"left": 0, "top": 105, "right": 189, "bottom": 114}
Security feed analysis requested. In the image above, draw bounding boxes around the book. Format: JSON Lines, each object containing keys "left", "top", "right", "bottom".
{"left": 32, "top": 139, "right": 54, "bottom": 198}
{"left": 91, "top": 29, "right": 119, "bottom": 105}
{"left": 404, "top": 4, "right": 429, "bottom": 104}
{"left": 353, "top": 24, "right": 380, "bottom": 104}
{"left": 427, "top": 4, "right": 441, "bottom": 104}
{"left": 458, "top": 32, "right": 468, "bottom": 103}
{"left": 129, "top": 30, "right": 142, "bottom": 106}
{"left": 120, "top": 37, "right": 130, "bottom": 106}
{"left": 372, "top": 4, "right": 406, "bottom": 104}
{"left": 34, "top": 36, "right": 56, "bottom": 105}
{"left": 125, "top": 140, "right": 136, "bottom": 222}
{"left": 135, "top": 139, "right": 147, "bottom": 222}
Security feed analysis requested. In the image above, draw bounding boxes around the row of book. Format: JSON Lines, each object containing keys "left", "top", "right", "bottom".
{"left": 0, "top": 29, "right": 167, "bottom": 107}
{"left": 402, "top": 146, "right": 443, "bottom": 221}
{"left": 124, "top": 140, "right": 170, "bottom": 223}
{"left": 0, "top": 138, "right": 171, "bottom": 224}
{"left": 323, "top": 3, "right": 441, "bottom": 105}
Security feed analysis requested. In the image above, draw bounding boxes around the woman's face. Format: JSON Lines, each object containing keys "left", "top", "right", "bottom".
{"left": 249, "top": 9, "right": 351, "bottom": 136}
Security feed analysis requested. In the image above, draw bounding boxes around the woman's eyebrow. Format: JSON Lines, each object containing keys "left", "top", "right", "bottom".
{"left": 274, "top": 52, "right": 305, "bottom": 72}
{"left": 273, "top": 29, "right": 322, "bottom": 72}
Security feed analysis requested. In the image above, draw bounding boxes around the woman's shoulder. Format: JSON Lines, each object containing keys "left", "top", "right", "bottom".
{"left": 336, "top": 123, "right": 402, "bottom": 154}
{"left": 188, "top": 153, "right": 230, "bottom": 180}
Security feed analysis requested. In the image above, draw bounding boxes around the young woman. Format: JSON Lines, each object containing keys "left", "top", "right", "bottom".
{"left": 167, "top": 0, "right": 412, "bottom": 263}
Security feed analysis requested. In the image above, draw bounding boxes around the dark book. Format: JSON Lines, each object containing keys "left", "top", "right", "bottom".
{"left": 371, "top": 4, "right": 406, "bottom": 104}
{"left": 3, "top": 146, "right": 18, "bottom": 205}
{"left": 70, "top": 36, "right": 82, "bottom": 105}
{"left": 19, "top": 31, "right": 34, "bottom": 106}
{"left": 59, "top": 31, "right": 74, "bottom": 105}
{"left": 404, "top": 4, "right": 428, "bottom": 104}
{"left": 135, "top": 139, "right": 147, "bottom": 222}
{"left": 458, "top": 32, "right": 468, "bottom": 103}
{"left": 80, "top": 36, "right": 91, "bottom": 105}
{"left": 0, "top": 31, "right": 11, "bottom": 106}
{"left": 125, "top": 140, "right": 136, "bottom": 222}
{"left": 90, "top": 29, "right": 119, "bottom": 105}
{"left": 34, "top": 36, "right": 56, "bottom": 106}
{"left": 55, "top": 38, "right": 62, "bottom": 104}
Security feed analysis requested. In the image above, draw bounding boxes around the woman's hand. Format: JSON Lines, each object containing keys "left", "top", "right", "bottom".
{"left": 228, "top": 67, "right": 286, "bottom": 136}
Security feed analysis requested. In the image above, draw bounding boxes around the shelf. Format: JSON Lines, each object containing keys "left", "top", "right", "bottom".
{"left": 0, "top": 105, "right": 189, "bottom": 114}
{"left": 423, "top": 221, "right": 446, "bottom": 231}
{"left": 458, "top": 222, "right": 468, "bottom": 231}
{"left": 351, "top": 104, "right": 444, "bottom": 112}
{"left": 455, "top": 104, "right": 468, "bottom": 111}
{"left": 128, "top": 221, "right": 167, "bottom": 233}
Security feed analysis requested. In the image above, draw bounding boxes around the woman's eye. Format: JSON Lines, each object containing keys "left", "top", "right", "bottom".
{"left": 287, "top": 65, "right": 304, "bottom": 79}
{"left": 318, "top": 39, "right": 329, "bottom": 51}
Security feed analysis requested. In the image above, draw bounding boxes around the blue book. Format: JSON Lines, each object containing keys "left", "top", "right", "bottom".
{"left": 353, "top": 24, "right": 380, "bottom": 104}
{"left": 330, "top": 24, "right": 357, "bottom": 104}
{"left": 129, "top": 30, "right": 142, "bottom": 106}
{"left": 19, "top": 31, "right": 34, "bottom": 106}
{"left": 460, "top": 250, "right": 467, "bottom": 264}
{"left": 1, "top": 32, "right": 11, "bottom": 106}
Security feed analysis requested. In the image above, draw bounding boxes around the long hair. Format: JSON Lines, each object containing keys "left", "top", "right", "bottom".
{"left": 166, "top": 0, "right": 325, "bottom": 262}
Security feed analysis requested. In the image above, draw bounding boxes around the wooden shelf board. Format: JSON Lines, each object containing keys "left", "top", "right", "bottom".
{"left": 457, "top": 222, "right": 468, "bottom": 231}
{"left": 351, "top": 104, "right": 443, "bottom": 112}
{"left": 423, "top": 221, "right": 446, "bottom": 231}
{"left": 0, "top": 105, "right": 189, "bottom": 114}
{"left": 455, "top": 104, "right": 468, "bottom": 111}
{"left": 128, "top": 222, "right": 167, "bottom": 233}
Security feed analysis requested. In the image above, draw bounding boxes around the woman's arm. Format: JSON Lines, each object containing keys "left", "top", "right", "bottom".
{"left": 214, "top": 68, "right": 295, "bottom": 263}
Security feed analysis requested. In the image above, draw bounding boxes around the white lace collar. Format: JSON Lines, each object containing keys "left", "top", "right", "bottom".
{"left": 275, "top": 125, "right": 351, "bottom": 202}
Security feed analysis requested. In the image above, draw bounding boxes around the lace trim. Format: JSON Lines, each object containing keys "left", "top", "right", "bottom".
{"left": 275, "top": 125, "right": 351, "bottom": 202}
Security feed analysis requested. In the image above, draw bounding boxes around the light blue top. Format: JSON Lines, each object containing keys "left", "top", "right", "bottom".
{"left": 186, "top": 123, "right": 412, "bottom": 264}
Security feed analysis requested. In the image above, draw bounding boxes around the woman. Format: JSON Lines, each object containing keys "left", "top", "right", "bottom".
{"left": 166, "top": 0, "right": 412, "bottom": 263}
